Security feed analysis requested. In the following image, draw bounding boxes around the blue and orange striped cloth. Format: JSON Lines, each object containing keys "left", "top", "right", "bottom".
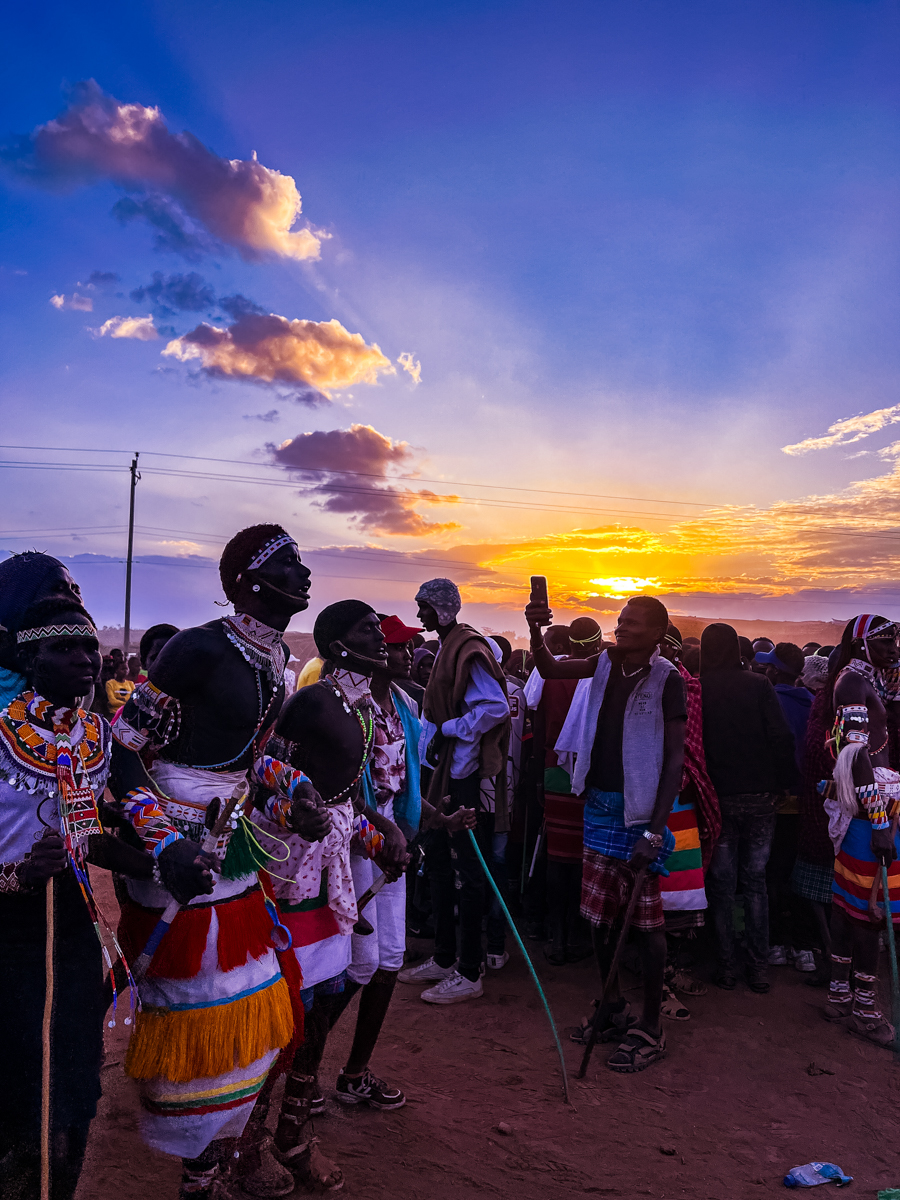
{"left": 833, "top": 817, "right": 900, "bottom": 924}
{"left": 660, "top": 793, "right": 707, "bottom": 912}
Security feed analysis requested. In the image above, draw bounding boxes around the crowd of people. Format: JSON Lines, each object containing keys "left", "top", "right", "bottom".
{"left": 0, "top": 528, "right": 898, "bottom": 1200}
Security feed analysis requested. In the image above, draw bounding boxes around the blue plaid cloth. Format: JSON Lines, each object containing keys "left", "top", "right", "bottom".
{"left": 300, "top": 970, "right": 346, "bottom": 1014}
{"left": 582, "top": 789, "right": 674, "bottom": 875}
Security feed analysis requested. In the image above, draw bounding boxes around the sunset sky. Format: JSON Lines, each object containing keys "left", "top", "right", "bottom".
{"left": 2, "top": 0, "right": 900, "bottom": 637}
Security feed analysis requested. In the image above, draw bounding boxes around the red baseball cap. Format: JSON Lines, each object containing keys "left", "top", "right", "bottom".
{"left": 380, "top": 615, "right": 423, "bottom": 644}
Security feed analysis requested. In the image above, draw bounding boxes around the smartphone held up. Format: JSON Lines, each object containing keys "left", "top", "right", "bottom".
{"left": 528, "top": 575, "right": 553, "bottom": 627}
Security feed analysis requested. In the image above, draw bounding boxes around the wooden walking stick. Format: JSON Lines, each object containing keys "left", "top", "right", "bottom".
{"left": 867, "top": 811, "right": 900, "bottom": 1058}
{"left": 576, "top": 865, "right": 648, "bottom": 1080}
{"left": 41, "top": 876, "right": 55, "bottom": 1200}
{"left": 879, "top": 859, "right": 900, "bottom": 1059}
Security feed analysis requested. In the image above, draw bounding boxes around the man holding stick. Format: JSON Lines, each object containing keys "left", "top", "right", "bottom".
{"left": 398, "top": 578, "right": 511, "bottom": 1003}
{"left": 824, "top": 614, "right": 900, "bottom": 1046}
{"left": 108, "top": 525, "right": 327, "bottom": 1199}
{"left": 526, "top": 593, "right": 686, "bottom": 1072}
{"left": 0, "top": 596, "right": 153, "bottom": 1199}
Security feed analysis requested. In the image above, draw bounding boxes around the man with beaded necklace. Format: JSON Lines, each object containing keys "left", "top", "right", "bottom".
{"left": 0, "top": 595, "right": 154, "bottom": 1199}
{"left": 108, "top": 525, "right": 330, "bottom": 1200}
{"left": 823, "top": 614, "right": 900, "bottom": 1046}
{"left": 247, "top": 600, "right": 413, "bottom": 1192}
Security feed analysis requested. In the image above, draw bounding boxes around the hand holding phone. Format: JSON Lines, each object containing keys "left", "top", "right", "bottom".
{"left": 525, "top": 575, "right": 553, "bottom": 630}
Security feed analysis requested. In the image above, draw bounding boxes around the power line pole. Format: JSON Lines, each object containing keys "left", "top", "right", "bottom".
{"left": 123, "top": 452, "right": 140, "bottom": 657}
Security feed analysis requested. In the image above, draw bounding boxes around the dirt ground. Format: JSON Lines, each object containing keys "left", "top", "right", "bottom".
{"left": 75, "top": 882, "right": 900, "bottom": 1200}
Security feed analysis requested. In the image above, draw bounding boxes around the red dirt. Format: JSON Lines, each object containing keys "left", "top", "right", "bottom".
{"left": 75, "top": 875, "right": 900, "bottom": 1200}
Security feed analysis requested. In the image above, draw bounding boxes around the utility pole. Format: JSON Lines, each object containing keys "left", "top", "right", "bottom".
{"left": 123, "top": 452, "right": 140, "bottom": 657}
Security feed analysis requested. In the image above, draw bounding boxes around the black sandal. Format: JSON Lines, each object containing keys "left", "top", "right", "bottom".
{"left": 606, "top": 1028, "right": 667, "bottom": 1073}
{"left": 569, "top": 999, "right": 636, "bottom": 1045}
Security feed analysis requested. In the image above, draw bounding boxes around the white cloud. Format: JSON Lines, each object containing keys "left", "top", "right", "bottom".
{"left": 782, "top": 403, "right": 900, "bottom": 455}
{"left": 397, "top": 351, "right": 422, "bottom": 385}
{"left": 94, "top": 314, "right": 158, "bottom": 340}
{"left": 50, "top": 292, "right": 93, "bottom": 311}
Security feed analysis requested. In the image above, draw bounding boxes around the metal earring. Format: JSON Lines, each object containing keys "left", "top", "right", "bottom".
{"left": 341, "top": 651, "right": 348, "bottom": 657}
{"left": 252, "top": 584, "right": 260, "bottom": 593}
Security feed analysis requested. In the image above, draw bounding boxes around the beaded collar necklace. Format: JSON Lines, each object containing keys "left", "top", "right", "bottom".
{"left": 322, "top": 669, "right": 375, "bottom": 805}
{"left": 838, "top": 658, "right": 884, "bottom": 699}
{"left": 0, "top": 690, "right": 107, "bottom": 795}
{"left": 222, "top": 613, "right": 286, "bottom": 687}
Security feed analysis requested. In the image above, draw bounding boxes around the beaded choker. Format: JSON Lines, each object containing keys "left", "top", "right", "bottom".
{"left": 322, "top": 670, "right": 375, "bottom": 804}
{"left": 223, "top": 613, "right": 286, "bottom": 687}
{"left": 330, "top": 669, "right": 374, "bottom": 711}
{"left": 839, "top": 659, "right": 879, "bottom": 687}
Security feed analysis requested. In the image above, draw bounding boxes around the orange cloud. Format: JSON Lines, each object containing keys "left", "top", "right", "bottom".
{"left": 6, "top": 81, "right": 321, "bottom": 261}
{"left": 271, "top": 424, "right": 461, "bottom": 536}
{"left": 416, "top": 457, "right": 900, "bottom": 610}
{"left": 163, "top": 312, "right": 393, "bottom": 400}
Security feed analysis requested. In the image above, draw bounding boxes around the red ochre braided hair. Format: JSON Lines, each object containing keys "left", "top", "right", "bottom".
{"left": 219, "top": 524, "right": 293, "bottom": 602}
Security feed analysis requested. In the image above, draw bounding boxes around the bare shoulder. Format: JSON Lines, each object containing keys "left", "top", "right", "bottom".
{"left": 149, "top": 621, "right": 225, "bottom": 693}
{"left": 833, "top": 669, "right": 872, "bottom": 706}
{"left": 278, "top": 680, "right": 338, "bottom": 739}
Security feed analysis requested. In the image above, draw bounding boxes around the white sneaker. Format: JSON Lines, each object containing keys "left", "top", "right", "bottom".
{"left": 768, "top": 945, "right": 788, "bottom": 966}
{"left": 791, "top": 949, "right": 816, "bottom": 972}
{"left": 397, "top": 956, "right": 457, "bottom": 985}
{"left": 420, "top": 970, "right": 484, "bottom": 1005}
{"left": 486, "top": 951, "right": 509, "bottom": 970}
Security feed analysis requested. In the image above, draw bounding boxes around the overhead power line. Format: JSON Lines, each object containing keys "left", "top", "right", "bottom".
{"left": 0, "top": 443, "right": 725, "bottom": 508}
{"left": 3, "top": 455, "right": 900, "bottom": 545}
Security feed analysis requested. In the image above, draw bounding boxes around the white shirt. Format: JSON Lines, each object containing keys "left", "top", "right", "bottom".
{"left": 523, "top": 657, "right": 565, "bottom": 708}
{"left": 418, "top": 659, "right": 510, "bottom": 781}
{"left": 480, "top": 674, "right": 525, "bottom": 813}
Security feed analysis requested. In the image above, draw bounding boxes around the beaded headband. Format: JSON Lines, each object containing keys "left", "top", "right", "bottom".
{"left": 851, "top": 614, "right": 900, "bottom": 642}
{"left": 570, "top": 628, "right": 604, "bottom": 646}
{"left": 17, "top": 622, "right": 98, "bottom": 644}
{"left": 236, "top": 534, "right": 297, "bottom": 583}
{"left": 662, "top": 631, "right": 683, "bottom": 649}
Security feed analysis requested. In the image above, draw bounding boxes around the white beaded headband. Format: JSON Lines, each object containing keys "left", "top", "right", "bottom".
{"left": 17, "top": 623, "right": 98, "bottom": 644}
{"left": 236, "top": 534, "right": 298, "bottom": 582}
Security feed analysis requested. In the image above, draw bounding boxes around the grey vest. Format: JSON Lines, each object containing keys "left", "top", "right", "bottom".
{"left": 572, "top": 649, "right": 676, "bottom": 826}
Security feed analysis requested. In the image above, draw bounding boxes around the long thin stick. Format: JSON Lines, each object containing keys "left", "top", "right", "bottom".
{"left": 41, "top": 877, "right": 55, "bottom": 1200}
{"left": 466, "top": 828, "right": 569, "bottom": 1104}
{"left": 880, "top": 860, "right": 900, "bottom": 1059}
{"left": 520, "top": 801, "right": 529, "bottom": 898}
{"left": 528, "top": 823, "right": 544, "bottom": 880}
{"left": 576, "top": 866, "right": 648, "bottom": 1081}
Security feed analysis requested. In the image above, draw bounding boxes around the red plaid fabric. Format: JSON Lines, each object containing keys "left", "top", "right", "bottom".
{"left": 580, "top": 847, "right": 664, "bottom": 931}
{"left": 544, "top": 791, "right": 585, "bottom": 863}
{"left": 679, "top": 663, "right": 721, "bottom": 868}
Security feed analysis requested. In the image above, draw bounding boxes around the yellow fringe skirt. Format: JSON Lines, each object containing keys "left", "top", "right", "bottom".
{"left": 126, "top": 973, "right": 292, "bottom": 1084}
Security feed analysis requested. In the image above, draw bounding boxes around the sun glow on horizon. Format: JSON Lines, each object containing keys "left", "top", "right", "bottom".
{"left": 588, "top": 575, "right": 663, "bottom": 598}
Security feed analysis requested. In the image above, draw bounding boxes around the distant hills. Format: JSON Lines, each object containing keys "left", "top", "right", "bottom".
{"left": 100, "top": 615, "right": 850, "bottom": 663}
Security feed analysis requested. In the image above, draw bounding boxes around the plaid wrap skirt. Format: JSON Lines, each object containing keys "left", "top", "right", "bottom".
{"left": 581, "top": 847, "right": 664, "bottom": 932}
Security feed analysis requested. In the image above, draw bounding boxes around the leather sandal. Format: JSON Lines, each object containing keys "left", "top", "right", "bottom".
{"left": 847, "top": 1012, "right": 895, "bottom": 1047}
{"left": 606, "top": 1028, "right": 667, "bottom": 1073}
{"left": 660, "top": 985, "right": 690, "bottom": 1021}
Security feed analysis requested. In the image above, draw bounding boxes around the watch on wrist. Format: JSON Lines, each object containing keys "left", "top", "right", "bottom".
{"left": 640, "top": 830, "right": 663, "bottom": 850}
